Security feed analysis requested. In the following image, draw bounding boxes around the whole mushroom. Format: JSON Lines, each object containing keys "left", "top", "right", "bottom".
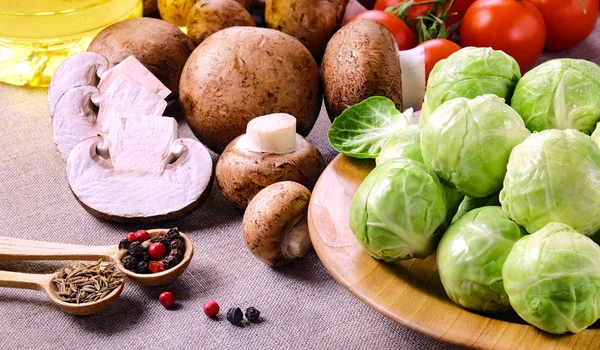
{"left": 179, "top": 26, "right": 322, "bottom": 153}
{"left": 322, "top": 19, "right": 403, "bottom": 120}
{"left": 242, "top": 181, "right": 313, "bottom": 266}
{"left": 216, "top": 113, "right": 325, "bottom": 209}
{"left": 265, "top": 0, "right": 348, "bottom": 59}
{"left": 186, "top": 0, "right": 255, "bottom": 46}
{"left": 87, "top": 17, "right": 195, "bottom": 97}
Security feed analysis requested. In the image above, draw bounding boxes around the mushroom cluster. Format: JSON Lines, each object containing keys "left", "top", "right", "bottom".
{"left": 49, "top": 52, "right": 213, "bottom": 223}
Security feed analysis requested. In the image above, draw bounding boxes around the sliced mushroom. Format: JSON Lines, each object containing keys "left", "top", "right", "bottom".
{"left": 216, "top": 113, "right": 325, "bottom": 209}
{"left": 52, "top": 73, "right": 167, "bottom": 159}
{"left": 66, "top": 114, "right": 213, "bottom": 223}
{"left": 242, "top": 181, "right": 312, "bottom": 266}
{"left": 98, "top": 56, "right": 171, "bottom": 100}
{"left": 321, "top": 19, "right": 403, "bottom": 120}
{"left": 48, "top": 52, "right": 112, "bottom": 116}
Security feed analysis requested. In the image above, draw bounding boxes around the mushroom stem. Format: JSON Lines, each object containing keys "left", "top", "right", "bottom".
{"left": 398, "top": 46, "right": 426, "bottom": 111}
{"left": 96, "top": 139, "right": 111, "bottom": 160}
{"left": 240, "top": 113, "right": 298, "bottom": 154}
{"left": 283, "top": 217, "right": 312, "bottom": 259}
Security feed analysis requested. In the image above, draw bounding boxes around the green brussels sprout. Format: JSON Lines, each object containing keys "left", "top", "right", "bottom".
{"left": 349, "top": 158, "right": 447, "bottom": 261}
{"left": 421, "top": 95, "right": 531, "bottom": 198}
{"left": 421, "top": 47, "right": 521, "bottom": 123}
{"left": 591, "top": 122, "right": 600, "bottom": 147}
{"left": 503, "top": 222, "right": 600, "bottom": 334}
{"left": 451, "top": 193, "right": 500, "bottom": 224}
{"left": 500, "top": 129, "right": 600, "bottom": 236}
{"left": 511, "top": 59, "right": 600, "bottom": 135}
{"left": 376, "top": 125, "right": 423, "bottom": 166}
{"left": 438, "top": 207, "right": 526, "bottom": 313}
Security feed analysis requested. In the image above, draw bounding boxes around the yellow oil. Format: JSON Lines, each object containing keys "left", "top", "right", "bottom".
{"left": 0, "top": 0, "right": 143, "bottom": 87}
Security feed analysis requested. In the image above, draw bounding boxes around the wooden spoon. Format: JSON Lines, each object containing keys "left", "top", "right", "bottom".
{"left": 0, "top": 229, "right": 193, "bottom": 287}
{"left": 0, "top": 269, "right": 123, "bottom": 315}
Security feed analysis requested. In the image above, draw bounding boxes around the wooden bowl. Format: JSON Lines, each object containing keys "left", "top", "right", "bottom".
{"left": 307, "top": 154, "right": 599, "bottom": 349}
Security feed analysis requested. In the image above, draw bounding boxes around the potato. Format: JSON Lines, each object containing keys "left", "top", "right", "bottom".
{"left": 186, "top": 0, "right": 255, "bottom": 45}
{"left": 158, "top": 0, "right": 197, "bottom": 27}
{"left": 265, "top": 0, "right": 348, "bottom": 59}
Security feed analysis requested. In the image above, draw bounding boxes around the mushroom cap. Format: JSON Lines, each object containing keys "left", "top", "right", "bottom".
{"left": 66, "top": 136, "right": 213, "bottom": 223}
{"left": 179, "top": 26, "right": 322, "bottom": 153}
{"left": 321, "top": 19, "right": 403, "bottom": 120}
{"left": 216, "top": 134, "right": 325, "bottom": 209}
{"left": 265, "top": 0, "right": 347, "bottom": 59}
{"left": 186, "top": 0, "right": 256, "bottom": 46}
{"left": 48, "top": 52, "right": 111, "bottom": 116}
{"left": 143, "top": 0, "right": 158, "bottom": 16}
{"left": 87, "top": 17, "right": 195, "bottom": 96}
{"left": 242, "top": 181, "right": 311, "bottom": 266}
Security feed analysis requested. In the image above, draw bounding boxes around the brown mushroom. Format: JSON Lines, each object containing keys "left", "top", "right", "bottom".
{"left": 215, "top": 113, "right": 325, "bottom": 209}
{"left": 179, "top": 26, "right": 322, "bottom": 153}
{"left": 265, "top": 0, "right": 348, "bottom": 59}
{"left": 143, "top": 0, "right": 158, "bottom": 15}
{"left": 242, "top": 181, "right": 312, "bottom": 266}
{"left": 87, "top": 17, "right": 195, "bottom": 97}
{"left": 321, "top": 19, "right": 403, "bottom": 120}
{"left": 186, "top": 0, "right": 255, "bottom": 46}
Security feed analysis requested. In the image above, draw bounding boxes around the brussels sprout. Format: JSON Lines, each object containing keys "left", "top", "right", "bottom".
{"left": 376, "top": 125, "right": 423, "bottom": 166}
{"left": 421, "top": 47, "right": 521, "bottom": 123}
{"left": 503, "top": 222, "right": 600, "bottom": 334}
{"left": 349, "top": 158, "right": 447, "bottom": 261}
{"left": 328, "top": 96, "right": 409, "bottom": 159}
{"left": 511, "top": 59, "right": 600, "bottom": 135}
{"left": 592, "top": 122, "right": 600, "bottom": 147}
{"left": 500, "top": 129, "right": 600, "bottom": 236}
{"left": 451, "top": 193, "right": 500, "bottom": 224}
{"left": 438, "top": 207, "right": 526, "bottom": 313}
{"left": 421, "top": 95, "right": 531, "bottom": 198}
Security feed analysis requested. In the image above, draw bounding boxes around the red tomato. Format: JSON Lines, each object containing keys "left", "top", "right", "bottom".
{"left": 349, "top": 10, "right": 417, "bottom": 50}
{"left": 460, "top": 0, "right": 546, "bottom": 72}
{"left": 419, "top": 39, "right": 461, "bottom": 80}
{"left": 373, "top": 0, "right": 476, "bottom": 26}
{"left": 527, "top": 0, "right": 599, "bottom": 51}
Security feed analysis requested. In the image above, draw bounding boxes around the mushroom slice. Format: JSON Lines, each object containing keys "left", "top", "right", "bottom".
{"left": 242, "top": 181, "right": 312, "bottom": 266}
{"left": 66, "top": 115, "right": 213, "bottom": 223}
{"left": 96, "top": 74, "right": 168, "bottom": 133}
{"left": 48, "top": 52, "right": 112, "bottom": 116}
{"left": 98, "top": 56, "right": 171, "bottom": 100}
{"left": 52, "top": 85, "right": 101, "bottom": 159}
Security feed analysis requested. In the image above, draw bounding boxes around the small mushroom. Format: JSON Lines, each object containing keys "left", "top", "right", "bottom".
{"left": 216, "top": 113, "right": 325, "bottom": 209}
{"left": 265, "top": 0, "right": 348, "bottom": 59}
{"left": 66, "top": 114, "right": 213, "bottom": 223}
{"left": 242, "top": 181, "right": 312, "bottom": 266}
{"left": 51, "top": 60, "right": 168, "bottom": 159}
{"left": 179, "top": 26, "right": 322, "bottom": 153}
{"left": 87, "top": 18, "right": 195, "bottom": 96}
{"left": 48, "top": 52, "right": 111, "bottom": 116}
{"left": 321, "top": 19, "right": 403, "bottom": 120}
{"left": 186, "top": 0, "right": 256, "bottom": 46}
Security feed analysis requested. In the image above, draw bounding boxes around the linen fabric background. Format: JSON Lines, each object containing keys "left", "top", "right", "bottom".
{"left": 1, "top": 19, "right": 599, "bottom": 350}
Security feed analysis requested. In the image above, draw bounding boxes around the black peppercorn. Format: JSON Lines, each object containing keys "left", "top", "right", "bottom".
{"left": 150, "top": 236, "right": 171, "bottom": 251}
{"left": 162, "top": 254, "right": 179, "bottom": 269}
{"left": 140, "top": 251, "right": 151, "bottom": 263}
{"left": 170, "top": 237, "right": 184, "bottom": 251}
{"left": 170, "top": 248, "right": 184, "bottom": 261}
{"left": 128, "top": 241, "right": 144, "bottom": 257}
{"left": 227, "top": 307, "right": 244, "bottom": 326}
{"left": 245, "top": 307, "right": 261, "bottom": 323}
{"left": 118, "top": 239, "right": 131, "bottom": 250}
{"left": 165, "top": 227, "right": 181, "bottom": 242}
{"left": 136, "top": 261, "right": 150, "bottom": 274}
{"left": 121, "top": 254, "right": 137, "bottom": 271}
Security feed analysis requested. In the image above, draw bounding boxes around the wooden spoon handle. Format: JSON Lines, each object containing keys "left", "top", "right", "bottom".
{"left": 0, "top": 236, "right": 115, "bottom": 261}
{"left": 0, "top": 270, "right": 50, "bottom": 291}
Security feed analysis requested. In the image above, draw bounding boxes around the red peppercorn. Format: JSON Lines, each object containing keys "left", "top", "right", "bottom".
{"left": 203, "top": 300, "right": 220, "bottom": 317}
{"left": 134, "top": 230, "right": 150, "bottom": 241}
{"left": 148, "top": 242, "right": 167, "bottom": 259}
{"left": 126, "top": 232, "right": 136, "bottom": 242}
{"left": 148, "top": 261, "right": 165, "bottom": 273}
{"left": 159, "top": 291, "right": 176, "bottom": 309}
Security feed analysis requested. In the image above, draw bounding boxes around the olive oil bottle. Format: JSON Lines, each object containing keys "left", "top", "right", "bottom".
{"left": 0, "top": 0, "right": 142, "bottom": 87}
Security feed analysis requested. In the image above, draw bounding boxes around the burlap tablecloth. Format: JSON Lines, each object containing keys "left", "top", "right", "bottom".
{"left": 2, "top": 19, "right": 599, "bottom": 349}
